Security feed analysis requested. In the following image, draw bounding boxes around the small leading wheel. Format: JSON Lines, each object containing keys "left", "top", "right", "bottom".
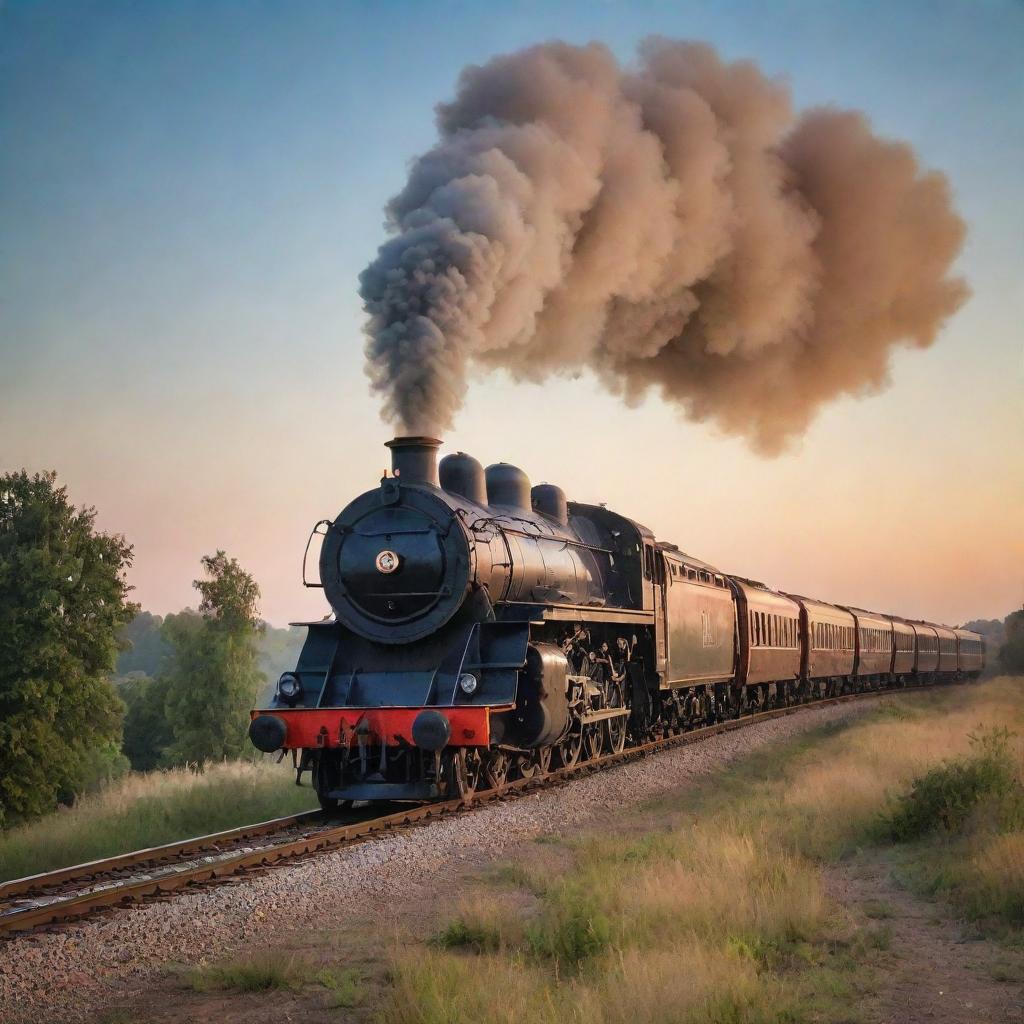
{"left": 313, "top": 754, "right": 351, "bottom": 814}
{"left": 583, "top": 723, "right": 604, "bottom": 762}
{"left": 553, "top": 727, "right": 582, "bottom": 769}
{"left": 604, "top": 713, "right": 627, "bottom": 754}
{"left": 447, "top": 748, "right": 483, "bottom": 802}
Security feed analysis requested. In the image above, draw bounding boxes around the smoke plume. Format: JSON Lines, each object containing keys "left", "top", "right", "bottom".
{"left": 360, "top": 39, "right": 968, "bottom": 452}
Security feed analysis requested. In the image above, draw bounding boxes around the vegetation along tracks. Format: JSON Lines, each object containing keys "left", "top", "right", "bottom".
{"left": 0, "top": 682, "right": 956, "bottom": 936}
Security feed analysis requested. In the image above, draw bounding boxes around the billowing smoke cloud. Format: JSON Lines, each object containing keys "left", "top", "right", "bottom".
{"left": 360, "top": 39, "right": 968, "bottom": 453}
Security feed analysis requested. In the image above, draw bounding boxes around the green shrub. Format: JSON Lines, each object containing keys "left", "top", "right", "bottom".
{"left": 526, "top": 884, "right": 612, "bottom": 966}
{"left": 885, "top": 728, "right": 1021, "bottom": 841}
{"left": 316, "top": 966, "right": 362, "bottom": 1008}
{"left": 436, "top": 918, "right": 503, "bottom": 952}
{"left": 188, "top": 952, "right": 308, "bottom": 992}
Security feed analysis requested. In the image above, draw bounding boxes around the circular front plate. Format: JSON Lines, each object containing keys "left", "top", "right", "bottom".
{"left": 319, "top": 485, "right": 470, "bottom": 643}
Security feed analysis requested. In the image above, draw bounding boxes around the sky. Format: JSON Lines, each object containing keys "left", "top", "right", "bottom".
{"left": 1, "top": 0, "right": 1022, "bottom": 628}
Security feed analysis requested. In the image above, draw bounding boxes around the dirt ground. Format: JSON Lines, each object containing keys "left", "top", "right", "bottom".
{"left": 826, "top": 852, "right": 1024, "bottom": 1024}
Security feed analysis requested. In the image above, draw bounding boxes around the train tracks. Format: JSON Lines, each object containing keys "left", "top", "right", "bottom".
{"left": 0, "top": 684, "right": 946, "bottom": 937}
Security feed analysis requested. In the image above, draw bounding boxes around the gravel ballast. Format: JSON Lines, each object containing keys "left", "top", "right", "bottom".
{"left": 1, "top": 700, "right": 874, "bottom": 1023}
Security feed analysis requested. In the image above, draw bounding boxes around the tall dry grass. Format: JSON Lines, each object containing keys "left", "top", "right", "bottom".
{"left": 383, "top": 677, "right": 1024, "bottom": 1023}
{"left": 0, "top": 759, "right": 315, "bottom": 882}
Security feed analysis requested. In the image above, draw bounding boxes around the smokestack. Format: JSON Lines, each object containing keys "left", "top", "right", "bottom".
{"left": 386, "top": 436, "right": 441, "bottom": 487}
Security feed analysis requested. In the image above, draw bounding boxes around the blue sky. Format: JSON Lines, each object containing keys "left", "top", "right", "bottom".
{"left": 1, "top": 0, "right": 1021, "bottom": 625}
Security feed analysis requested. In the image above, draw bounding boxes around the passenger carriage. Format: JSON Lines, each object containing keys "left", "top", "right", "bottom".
{"left": 955, "top": 629, "right": 985, "bottom": 677}
{"left": 848, "top": 608, "right": 894, "bottom": 687}
{"left": 730, "top": 578, "right": 801, "bottom": 707}
{"left": 891, "top": 618, "right": 916, "bottom": 678}
{"left": 935, "top": 625, "right": 958, "bottom": 674}
{"left": 784, "top": 596, "right": 856, "bottom": 696}
{"left": 911, "top": 622, "right": 940, "bottom": 677}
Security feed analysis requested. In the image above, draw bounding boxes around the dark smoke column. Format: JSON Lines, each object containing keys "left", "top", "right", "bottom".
{"left": 359, "top": 39, "right": 968, "bottom": 452}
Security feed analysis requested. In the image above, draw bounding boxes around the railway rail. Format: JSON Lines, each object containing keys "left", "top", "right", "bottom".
{"left": 0, "top": 682, "right": 952, "bottom": 936}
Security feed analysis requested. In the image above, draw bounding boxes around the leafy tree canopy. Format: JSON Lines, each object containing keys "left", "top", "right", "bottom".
{"left": 160, "top": 553, "right": 265, "bottom": 765}
{"left": 115, "top": 610, "right": 169, "bottom": 676}
{"left": 0, "top": 471, "right": 135, "bottom": 824}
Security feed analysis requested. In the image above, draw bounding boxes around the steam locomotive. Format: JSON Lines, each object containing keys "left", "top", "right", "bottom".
{"left": 249, "top": 437, "right": 984, "bottom": 808}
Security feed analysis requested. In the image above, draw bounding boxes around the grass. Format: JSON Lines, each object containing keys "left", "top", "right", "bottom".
{"left": 187, "top": 950, "right": 363, "bottom": 1006}
{"left": 380, "top": 676, "right": 1024, "bottom": 1024}
{"left": 0, "top": 759, "right": 315, "bottom": 882}
{"left": 188, "top": 951, "right": 308, "bottom": 992}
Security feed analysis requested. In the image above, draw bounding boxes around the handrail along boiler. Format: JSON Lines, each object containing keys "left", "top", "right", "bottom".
{"left": 249, "top": 437, "right": 984, "bottom": 807}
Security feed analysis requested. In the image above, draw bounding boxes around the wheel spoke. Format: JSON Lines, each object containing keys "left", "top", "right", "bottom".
{"left": 584, "top": 724, "right": 604, "bottom": 761}
{"left": 554, "top": 728, "right": 582, "bottom": 769}
{"left": 485, "top": 750, "right": 509, "bottom": 789}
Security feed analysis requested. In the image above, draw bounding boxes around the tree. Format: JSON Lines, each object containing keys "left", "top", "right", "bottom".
{"left": 119, "top": 673, "right": 172, "bottom": 771}
{"left": 115, "top": 610, "right": 169, "bottom": 676}
{"left": 0, "top": 471, "right": 135, "bottom": 824}
{"left": 999, "top": 609, "right": 1024, "bottom": 674}
{"left": 161, "top": 553, "right": 265, "bottom": 764}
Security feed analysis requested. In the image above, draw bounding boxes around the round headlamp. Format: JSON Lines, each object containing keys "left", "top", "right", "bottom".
{"left": 278, "top": 673, "right": 302, "bottom": 703}
{"left": 458, "top": 673, "right": 478, "bottom": 696}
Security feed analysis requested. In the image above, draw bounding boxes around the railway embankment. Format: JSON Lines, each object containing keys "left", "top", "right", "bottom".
{"left": 0, "top": 760, "right": 316, "bottom": 885}
{"left": 3, "top": 679, "right": 1022, "bottom": 1024}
